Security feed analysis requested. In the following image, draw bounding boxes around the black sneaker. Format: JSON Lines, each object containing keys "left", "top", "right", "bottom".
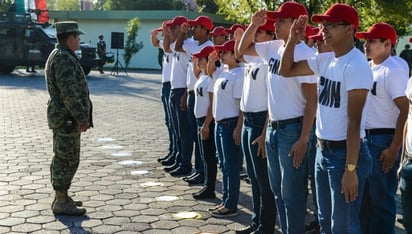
{"left": 235, "top": 225, "right": 256, "bottom": 234}
{"left": 210, "top": 207, "right": 238, "bottom": 218}
{"left": 192, "top": 188, "right": 215, "bottom": 199}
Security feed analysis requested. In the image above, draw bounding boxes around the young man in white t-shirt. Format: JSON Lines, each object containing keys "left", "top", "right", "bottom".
{"left": 279, "top": 4, "right": 373, "bottom": 233}
{"left": 162, "top": 16, "right": 192, "bottom": 176}
{"left": 151, "top": 21, "right": 178, "bottom": 166}
{"left": 355, "top": 22, "right": 409, "bottom": 234}
{"left": 238, "top": 2, "right": 317, "bottom": 233}
{"left": 174, "top": 16, "right": 215, "bottom": 181}
{"left": 233, "top": 21, "right": 277, "bottom": 234}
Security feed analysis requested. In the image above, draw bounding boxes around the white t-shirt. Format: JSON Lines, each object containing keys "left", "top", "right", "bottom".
{"left": 240, "top": 55, "right": 268, "bottom": 113}
{"left": 213, "top": 66, "right": 245, "bottom": 121}
{"left": 366, "top": 56, "right": 408, "bottom": 129}
{"left": 170, "top": 40, "right": 190, "bottom": 89}
{"left": 405, "top": 78, "right": 412, "bottom": 154}
{"left": 183, "top": 39, "right": 214, "bottom": 91}
{"left": 392, "top": 55, "right": 410, "bottom": 76}
{"left": 255, "top": 40, "right": 317, "bottom": 121}
{"left": 194, "top": 74, "right": 211, "bottom": 118}
{"left": 307, "top": 48, "right": 373, "bottom": 140}
{"left": 159, "top": 40, "right": 172, "bottom": 83}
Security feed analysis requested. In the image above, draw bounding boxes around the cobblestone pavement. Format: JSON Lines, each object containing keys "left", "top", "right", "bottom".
{"left": 0, "top": 69, "right": 406, "bottom": 233}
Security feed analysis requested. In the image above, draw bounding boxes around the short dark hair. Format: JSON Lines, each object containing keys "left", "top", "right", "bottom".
{"left": 57, "top": 32, "right": 79, "bottom": 43}
{"left": 406, "top": 44, "right": 410, "bottom": 49}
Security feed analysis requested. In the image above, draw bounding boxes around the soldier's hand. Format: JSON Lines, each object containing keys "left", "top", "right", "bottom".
{"left": 79, "top": 123, "right": 89, "bottom": 132}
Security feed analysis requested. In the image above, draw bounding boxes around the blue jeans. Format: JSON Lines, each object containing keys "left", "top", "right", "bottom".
{"left": 197, "top": 117, "right": 217, "bottom": 190}
{"left": 361, "top": 133, "right": 399, "bottom": 234}
{"left": 161, "top": 82, "right": 176, "bottom": 156}
{"left": 215, "top": 117, "right": 242, "bottom": 211}
{"left": 265, "top": 121, "right": 308, "bottom": 234}
{"left": 187, "top": 92, "right": 203, "bottom": 174}
{"left": 306, "top": 125, "right": 318, "bottom": 222}
{"left": 242, "top": 111, "right": 276, "bottom": 234}
{"left": 400, "top": 157, "right": 412, "bottom": 233}
{"left": 169, "top": 88, "right": 192, "bottom": 170}
{"left": 315, "top": 140, "right": 371, "bottom": 234}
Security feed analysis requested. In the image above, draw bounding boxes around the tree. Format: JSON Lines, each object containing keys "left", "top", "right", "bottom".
{"left": 213, "top": 0, "right": 412, "bottom": 36}
{"left": 103, "top": 0, "right": 179, "bottom": 10}
{"left": 0, "top": 0, "right": 14, "bottom": 11}
{"left": 54, "top": 0, "right": 80, "bottom": 11}
{"left": 123, "top": 17, "right": 144, "bottom": 69}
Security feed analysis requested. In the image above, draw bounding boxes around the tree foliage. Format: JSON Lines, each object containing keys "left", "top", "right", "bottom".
{"left": 102, "top": 0, "right": 180, "bottom": 10}
{"left": 123, "top": 17, "right": 144, "bottom": 69}
{"left": 53, "top": 0, "right": 80, "bottom": 11}
{"left": 0, "top": 0, "right": 15, "bottom": 11}
{"left": 214, "top": 0, "right": 412, "bottom": 36}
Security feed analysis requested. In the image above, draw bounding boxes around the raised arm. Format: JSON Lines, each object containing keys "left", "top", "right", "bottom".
{"left": 207, "top": 50, "right": 219, "bottom": 79}
{"left": 279, "top": 15, "right": 314, "bottom": 77}
{"left": 150, "top": 30, "right": 160, "bottom": 48}
{"left": 233, "top": 28, "right": 246, "bottom": 63}
{"left": 163, "top": 26, "right": 173, "bottom": 53}
{"left": 174, "top": 23, "right": 189, "bottom": 52}
{"left": 238, "top": 9, "right": 266, "bottom": 56}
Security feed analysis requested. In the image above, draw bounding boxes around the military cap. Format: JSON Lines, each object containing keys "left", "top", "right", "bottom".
{"left": 55, "top": 21, "right": 84, "bottom": 35}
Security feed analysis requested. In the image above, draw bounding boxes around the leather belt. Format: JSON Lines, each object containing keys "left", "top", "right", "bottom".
{"left": 270, "top": 116, "right": 302, "bottom": 129}
{"left": 365, "top": 128, "right": 395, "bottom": 135}
{"left": 318, "top": 139, "right": 347, "bottom": 150}
{"left": 216, "top": 117, "right": 238, "bottom": 124}
{"left": 188, "top": 90, "right": 195, "bottom": 96}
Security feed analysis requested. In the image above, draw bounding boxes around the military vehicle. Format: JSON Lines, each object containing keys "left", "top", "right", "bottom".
{"left": 0, "top": 11, "right": 102, "bottom": 75}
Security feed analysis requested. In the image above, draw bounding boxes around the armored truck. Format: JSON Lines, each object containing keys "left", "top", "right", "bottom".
{"left": 0, "top": 11, "right": 101, "bottom": 75}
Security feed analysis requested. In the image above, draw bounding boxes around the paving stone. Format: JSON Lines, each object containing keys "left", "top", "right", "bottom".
{"left": 0, "top": 217, "right": 25, "bottom": 226}
{"left": 11, "top": 210, "right": 39, "bottom": 218}
{"left": 27, "top": 215, "right": 56, "bottom": 224}
{"left": 121, "top": 222, "right": 151, "bottom": 232}
{"left": 0, "top": 226, "right": 10, "bottom": 234}
{"left": 102, "top": 217, "right": 130, "bottom": 225}
{"left": 130, "top": 215, "right": 159, "bottom": 223}
{"left": 91, "top": 224, "right": 122, "bottom": 234}
{"left": 151, "top": 220, "right": 180, "bottom": 230}
{"left": 171, "top": 226, "right": 201, "bottom": 234}
{"left": 11, "top": 223, "right": 42, "bottom": 232}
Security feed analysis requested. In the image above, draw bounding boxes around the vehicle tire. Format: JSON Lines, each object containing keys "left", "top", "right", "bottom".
{"left": 0, "top": 65, "right": 15, "bottom": 74}
{"left": 82, "top": 66, "right": 91, "bottom": 76}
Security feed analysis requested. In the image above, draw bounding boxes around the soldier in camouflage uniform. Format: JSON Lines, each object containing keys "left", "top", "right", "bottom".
{"left": 45, "top": 21, "right": 93, "bottom": 216}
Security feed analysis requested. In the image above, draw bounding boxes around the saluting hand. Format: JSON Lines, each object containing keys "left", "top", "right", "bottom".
{"left": 289, "top": 15, "right": 307, "bottom": 42}
{"left": 251, "top": 9, "right": 267, "bottom": 27}
{"left": 180, "top": 22, "right": 189, "bottom": 33}
{"left": 233, "top": 28, "right": 244, "bottom": 41}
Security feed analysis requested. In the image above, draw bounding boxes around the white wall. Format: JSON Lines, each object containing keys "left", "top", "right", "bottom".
{"left": 78, "top": 20, "right": 163, "bottom": 70}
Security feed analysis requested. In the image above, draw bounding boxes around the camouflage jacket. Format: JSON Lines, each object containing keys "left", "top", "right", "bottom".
{"left": 45, "top": 43, "right": 93, "bottom": 130}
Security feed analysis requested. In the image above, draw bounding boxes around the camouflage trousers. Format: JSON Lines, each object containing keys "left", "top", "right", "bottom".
{"left": 50, "top": 128, "right": 81, "bottom": 191}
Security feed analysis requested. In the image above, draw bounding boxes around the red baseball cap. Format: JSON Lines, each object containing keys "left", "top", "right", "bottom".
{"left": 209, "top": 26, "right": 228, "bottom": 36}
{"left": 214, "top": 40, "right": 236, "bottom": 52}
{"left": 225, "top": 24, "right": 245, "bottom": 34}
{"left": 312, "top": 3, "right": 359, "bottom": 30}
{"left": 305, "top": 25, "right": 319, "bottom": 38}
{"left": 267, "top": 1, "right": 308, "bottom": 20}
{"left": 192, "top": 46, "right": 215, "bottom": 58}
{"left": 409, "top": 37, "right": 412, "bottom": 43}
{"left": 166, "top": 16, "right": 187, "bottom": 27}
{"left": 188, "top": 16, "right": 214, "bottom": 31}
{"left": 355, "top": 22, "right": 397, "bottom": 45}
{"left": 258, "top": 19, "right": 275, "bottom": 32}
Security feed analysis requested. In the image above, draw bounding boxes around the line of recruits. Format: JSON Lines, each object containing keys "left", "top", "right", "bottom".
{"left": 151, "top": 2, "right": 412, "bottom": 234}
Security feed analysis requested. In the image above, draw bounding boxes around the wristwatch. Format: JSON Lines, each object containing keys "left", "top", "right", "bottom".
{"left": 345, "top": 163, "right": 357, "bottom": 172}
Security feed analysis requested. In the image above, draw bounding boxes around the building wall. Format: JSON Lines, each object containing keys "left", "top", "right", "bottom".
{"left": 49, "top": 10, "right": 231, "bottom": 70}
